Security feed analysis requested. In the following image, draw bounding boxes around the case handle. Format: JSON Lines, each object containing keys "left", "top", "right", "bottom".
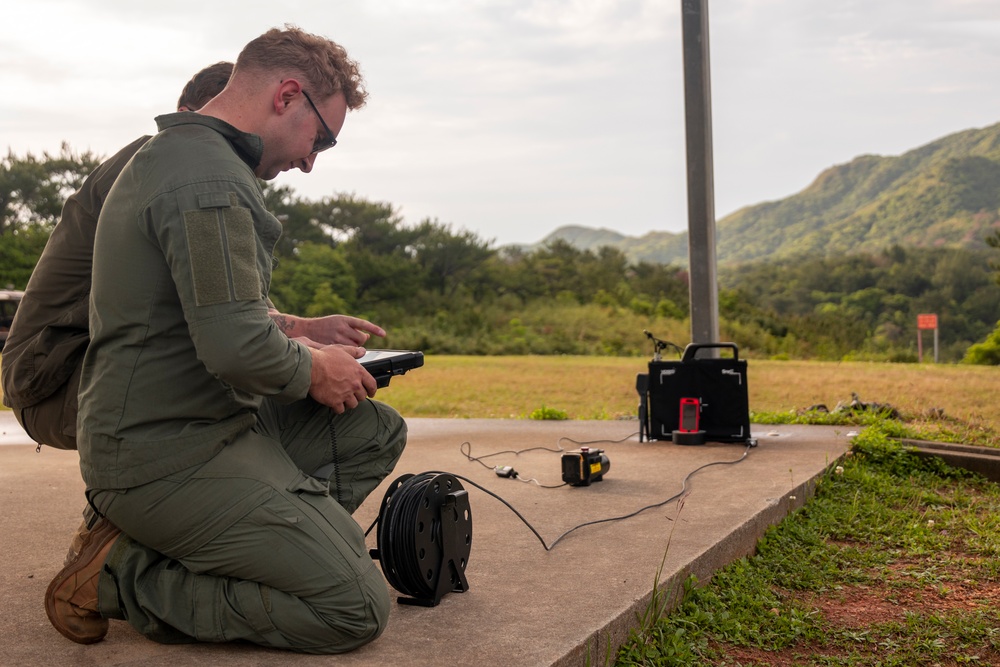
{"left": 681, "top": 342, "right": 739, "bottom": 362}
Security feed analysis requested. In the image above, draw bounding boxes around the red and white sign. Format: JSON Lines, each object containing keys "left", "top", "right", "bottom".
{"left": 917, "top": 314, "right": 938, "bottom": 330}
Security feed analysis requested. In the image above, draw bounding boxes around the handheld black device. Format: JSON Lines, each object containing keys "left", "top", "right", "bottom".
{"left": 359, "top": 350, "right": 424, "bottom": 387}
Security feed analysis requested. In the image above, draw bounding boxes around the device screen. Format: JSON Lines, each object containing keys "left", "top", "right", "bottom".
{"left": 359, "top": 350, "right": 411, "bottom": 367}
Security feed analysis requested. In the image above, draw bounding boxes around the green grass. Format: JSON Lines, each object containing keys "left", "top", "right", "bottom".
{"left": 613, "top": 421, "right": 1000, "bottom": 666}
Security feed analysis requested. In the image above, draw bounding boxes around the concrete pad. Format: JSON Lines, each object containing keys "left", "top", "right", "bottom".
{"left": 0, "top": 414, "right": 851, "bottom": 666}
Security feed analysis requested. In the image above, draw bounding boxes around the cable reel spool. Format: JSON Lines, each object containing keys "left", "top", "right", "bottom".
{"left": 370, "top": 472, "right": 472, "bottom": 607}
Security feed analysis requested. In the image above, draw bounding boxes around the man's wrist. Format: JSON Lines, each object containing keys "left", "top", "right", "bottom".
{"left": 270, "top": 311, "right": 303, "bottom": 336}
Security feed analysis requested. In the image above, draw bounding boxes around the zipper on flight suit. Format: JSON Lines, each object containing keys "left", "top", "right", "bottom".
{"left": 326, "top": 411, "right": 344, "bottom": 506}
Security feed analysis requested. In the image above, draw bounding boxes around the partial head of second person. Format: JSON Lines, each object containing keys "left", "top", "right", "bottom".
{"left": 177, "top": 61, "right": 234, "bottom": 111}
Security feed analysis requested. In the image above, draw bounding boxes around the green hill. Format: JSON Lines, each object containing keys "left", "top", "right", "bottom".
{"left": 540, "top": 122, "right": 1000, "bottom": 266}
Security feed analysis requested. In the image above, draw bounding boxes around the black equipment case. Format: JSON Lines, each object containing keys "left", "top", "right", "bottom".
{"left": 637, "top": 342, "right": 751, "bottom": 444}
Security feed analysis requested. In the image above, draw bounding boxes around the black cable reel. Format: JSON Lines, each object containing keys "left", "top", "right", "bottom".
{"left": 370, "top": 472, "right": 472, "bottom": 606}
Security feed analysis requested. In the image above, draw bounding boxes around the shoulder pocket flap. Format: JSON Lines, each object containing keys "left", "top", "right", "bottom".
{"left": 197, "top": 192, "right": 233, "bottom": 209}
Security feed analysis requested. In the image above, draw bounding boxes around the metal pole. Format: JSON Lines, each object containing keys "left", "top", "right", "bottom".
{"left": 681, "top": 0, "right": 719, "bottom": 345}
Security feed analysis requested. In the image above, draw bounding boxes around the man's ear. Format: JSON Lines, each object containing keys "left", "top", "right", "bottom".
{"left": 273, "top": 79, "right": 302, "bottom": 115}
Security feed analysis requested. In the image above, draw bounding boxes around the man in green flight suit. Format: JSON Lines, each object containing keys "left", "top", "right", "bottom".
{"left": 44, "top": 26, "right": 408, "bottom": 654}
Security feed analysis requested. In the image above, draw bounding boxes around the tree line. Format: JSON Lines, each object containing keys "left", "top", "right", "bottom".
{"left": 3, "top": 146, "right": 1000, "bottom": 363}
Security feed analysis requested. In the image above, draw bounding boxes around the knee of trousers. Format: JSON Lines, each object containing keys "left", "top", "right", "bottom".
{"left": 299, "top": 562, "right": 392, "bottom": 654}
{"left": 372, "top": 400, "right": 407, "bottom": 457}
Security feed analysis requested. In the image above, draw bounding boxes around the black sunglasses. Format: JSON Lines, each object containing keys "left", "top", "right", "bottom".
{"left": 301, "top": 89, "right": 338, "bottom": 154}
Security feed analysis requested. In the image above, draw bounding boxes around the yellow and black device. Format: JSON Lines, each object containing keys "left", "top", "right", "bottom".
{"left": 561, "top": 447, "right": 610, "bottom": 486}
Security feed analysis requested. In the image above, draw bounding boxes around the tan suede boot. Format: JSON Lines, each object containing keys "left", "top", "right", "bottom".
{"left": 44, "top": 518, "right": 122, "bottom": 644}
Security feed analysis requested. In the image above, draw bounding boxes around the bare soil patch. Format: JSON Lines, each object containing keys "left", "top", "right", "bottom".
{"left": 713, "top": 553, "right": 1000, "bottom": 665}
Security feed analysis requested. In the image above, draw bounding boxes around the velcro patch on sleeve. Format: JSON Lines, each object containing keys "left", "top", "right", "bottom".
{"left": 183, "top": 196, "right": 262, "bottom": 306}
{"left": 184, "top": 210, "right": 231, "bottom": 306}
{"left": 224, "top": 206, "right": 261, "bottom": 301}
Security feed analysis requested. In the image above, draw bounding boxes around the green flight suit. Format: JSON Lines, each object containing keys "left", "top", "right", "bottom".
{"left": 79, "top": 113, "right": 406, "bottom": 653}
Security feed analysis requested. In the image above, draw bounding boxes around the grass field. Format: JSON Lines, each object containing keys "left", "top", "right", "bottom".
{"left": 378, "top": 355, "right": 1000, "bottom": 428}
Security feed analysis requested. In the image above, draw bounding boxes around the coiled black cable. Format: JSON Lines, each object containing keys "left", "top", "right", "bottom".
{"left": 375, "top": 473, "right": 472, "bottom": 601}
{"left": 378, "top": 473, "right": 433, "bottom": 598}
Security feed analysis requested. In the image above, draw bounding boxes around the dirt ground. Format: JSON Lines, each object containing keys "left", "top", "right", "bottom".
{"left": 717, "top": 555, "right": 1000, "bottom": 665}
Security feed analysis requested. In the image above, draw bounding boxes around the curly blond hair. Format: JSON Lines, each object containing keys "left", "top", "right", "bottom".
{"left": 234, "top": 24, "right": 368, "bottom": 109}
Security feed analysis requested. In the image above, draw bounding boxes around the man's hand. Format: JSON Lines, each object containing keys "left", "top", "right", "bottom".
{"left": 270, "top": 311, "right": 386, "bottom": 347}
{"left": 307, "top": 344, "right": 378, "bottom": 414}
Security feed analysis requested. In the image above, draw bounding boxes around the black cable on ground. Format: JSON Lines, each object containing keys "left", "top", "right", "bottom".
{"left": 365, "top": 443, "right": 752, "bottom": 552}
{"left": 460, "top": 433, "right": 639, "bottom": 488}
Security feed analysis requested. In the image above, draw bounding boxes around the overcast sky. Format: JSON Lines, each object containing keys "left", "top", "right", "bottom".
{"left": 3, "top": 0, "right": 999, "bottom": 246}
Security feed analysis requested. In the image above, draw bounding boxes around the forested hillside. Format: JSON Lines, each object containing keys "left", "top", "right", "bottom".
{"left": 543, "top": 121, "right": 1000, "bottom": 266}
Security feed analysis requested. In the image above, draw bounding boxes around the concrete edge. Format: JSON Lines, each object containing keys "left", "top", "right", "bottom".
{"left": 900, "top": 438, "right": 1000, "bottom": 458}
{"left": 552, "top": 458, "right": 844, "bottom": 666}
{"left": 901, "top": 439, "right": 1000, "bottom": 483}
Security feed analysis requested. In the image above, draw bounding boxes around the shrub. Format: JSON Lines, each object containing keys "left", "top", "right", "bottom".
{"left": 962, "top": 320, "right": 1000, "bottom": 365}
